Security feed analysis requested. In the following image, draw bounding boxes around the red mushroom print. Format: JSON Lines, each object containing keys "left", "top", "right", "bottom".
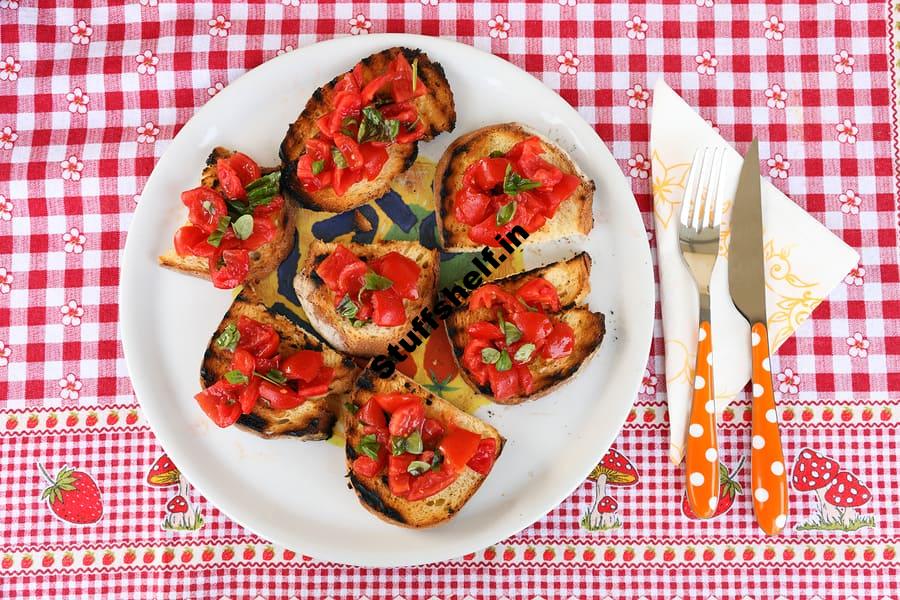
{"left": 582, "top": 449, "right": 639, "bottom": 531}
{"left": 824, "top": 471, "right": 873, "bottom": 528}
{"left": 791, "top": 448, "right": 840, "bottom": 523}
{"left": 147, "top": 454, "right": 204, "bottom": 532}
{"left": 595, "top": 496, "right": 618, "bottom": 529}
{"left": 166, "top": 495, "right": 189, "bottom": 514}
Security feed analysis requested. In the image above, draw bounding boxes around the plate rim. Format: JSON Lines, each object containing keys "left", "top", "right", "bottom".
{"left": 120, "top": 33, "right": 655, "bottom": 567}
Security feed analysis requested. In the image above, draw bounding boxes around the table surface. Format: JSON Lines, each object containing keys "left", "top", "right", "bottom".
{"left": 1, "top": 1, "right": 898, "bottom": 598}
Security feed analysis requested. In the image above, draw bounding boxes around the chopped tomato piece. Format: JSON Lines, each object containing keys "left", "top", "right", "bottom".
{"left": 315, "top": 245, "right": 365, "bottom": 291}
{"left": 235, "top": 316, "right": 280, "bottom": 359}
{"left": 439, "top": 426, "right": 482, "bottom": 471}
{"left": 487, "top": 366, "right": 520, "bottom": 400}
{"left": 182, "top": 186, "right": 227, "bottom": 233}
{"left": 281, "top": 350, "right": 324, "bottom": 383}
{"left": 466, "top": 438, "right": 498, "bottom": 475}
{"left": 453, "top": 187, "right": 493, "bottom": 226}
{"left": 369, "top": 252, "right": 420, "bottom": 300}
{"left": 469, "top": 284, "right": 521, "bottom": 314}
{"left": 238, "top": 377, "right": 261, "bottom": 414}
{"left": 331, "top": 165, "right": 364, "bottom": 196}
{"left": 336, "top": 261, "right": 368, "bottom": 299}
{"left": 227, "top": 152, "right": 261, "bottom": 186}
{"left": 174, "top": 225, "right": 217, "bottom": 258}
{"left": 387, "top": 454, "right": 415, "bottom": 496}
{"left": 406, "top": 467, "right": 457, "bottom": 501}
{"left": 541, "top": 321, "right": 576, "bottom": 359}
{"left": 254, "top": 354, "right": 281, "bottom": 374}
{"left": 516, "top": 278, "right": 561, "bottom": 312}
{"left": 360, "top": 73, "right": 393, "bottom": 105}
{"left": 216, "top": 159, "right": 247, "bottom": 200}
{"left": 387, "top": 399, "right": 425, "bottom": 437}
{"left": 360, "top": 143, "right": 389, "bottom": 180}
{"left": 515, "top": 364, "right": 534, "bottom": 396}
{"left": 195, "top": 380, "right": 242, "bottom": 428}
{"left": 394, "top": 119, "right": 427, "bottom": 144}
{"left": 421, "top": 418, "right": 445, "bottom": 449}
{"left": 296, "top": 367, "right": 333, "bottom": 398}
{"left": 379, "top": 101, "right": 417, "bottom": 124}
{"left": 509, "top": 311, "right": 553, "bottom": 347}
{"left": 461, "top": 338, "right": 492, "bottom": 386}
{"left": 241, "top": 215, "right": 277, "bottom": 251}
{"left": 252, "top": 193, "right": 284, "bottom": 217}
{"left": 466, "top": 321, "right": 504, "bottom": 342}
{"left": 371, "top": 288, "right": 406, "bottom": 326}
{"left": 358, "top": 399, "right": 387, "bottom": 429}
{"left": 209, "top": 248, "right": 250, "bottom": 289}
{"left": 258, "top": 380, "right": 304, "bottom": 410}
{"left": 352, "top": 455, "right": 383, "bottom": 479}
{"left": 332, "top": 133, "right": 364, "bottom": 170}
{"left": 231, "top": 348, "right": 256, "bottom": 377}
{"left": 464, "top": 157, "right": 509, "bottom": 190}
{"left": 374, "top": 392, "right": 420, "bottom": 414}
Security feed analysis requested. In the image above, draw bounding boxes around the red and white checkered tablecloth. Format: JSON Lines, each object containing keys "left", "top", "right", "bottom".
{"left": 1, "top": 1, "right": 899, "bottom": 598}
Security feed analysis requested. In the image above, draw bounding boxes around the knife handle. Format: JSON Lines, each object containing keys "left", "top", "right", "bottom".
{"left": 750, "top": 322, "right": 789, "bottom": 535}
{"left": 685, "top": 320, "right": 720, "bottom": 519}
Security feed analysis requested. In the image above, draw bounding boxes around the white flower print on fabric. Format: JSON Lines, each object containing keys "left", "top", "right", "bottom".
{"left": 627, "top": 84, "right": 650, "bottom": 109}
{"left": 628, "top": 153, "right": 651, "bottom": 179}
{"left": 695, "top": 51, "right": 717, "bottom": 75}
{"left": 60, "top": 156, "right": 84, "bottom": 181}
{"left": 281, "top": 0, "right": 299, "bottom": 5}
{"left": 1, "top": 56, "right": 21, "bottom": 81}
{"left": 138, "top": 0, "right": 158, "bottom": 5}
{"left": 70, "top": 20, "right": 92, "bottom": 45}
{"left": 207, "top": 82, "right": 225, "bottom": 97}
{"left": 488, "top": 15, "right": 510, "bottom": 39}
{"left": 625, "top": 16, "right": 648, "bottom": 40}
{"left": 421, "top": 0, "right": 439, "bottom": 5}
{"left": 0, "top": 0, "right": 19, "bottom": 8}
{"left": 558, "top": 0, "right": 576, "bottom": 5}
{"left": 0, "top": 126, "right": 17, "bottom": 150}
{"left": 136, "top": 122, "right": 159, "bottom": 144}
{"left": 763, "top": 16, "right": 785, "bottom": 41}
{"left": 696, "top": 0, "right": 713, "bottom": 6}
{"left": 66, "top": 87, "right": 89, "bottom": 114}
{"left": 0, "top": 267, "right": 11, "bottom": 294}
{"left": 63, "top": 228, "right": 86, "bottom": 254}
{"left": 766, "top": 153, "right": 789, "bottom": 179}
{"left": 209, "top": 15, "right": 231, "bottom": 37}
{"left": 640, "top": 368, "right": 658, "bottom": 395}
{"left": 776, "top": 368, "right": 800, "bottom": 395}
{"left": 844, "top": 265, "right": 865, "bottom": 286}
{"left": 276, "top": 46, "right": 294, "bottom": 57}
{"left": 846, "top": 332, "right": 869, "bottom": 358}
{"left": 557, "top": 51, "right": 580, "bottom": 75}
{"left": 61, "top": 300, "right": 84, "bottom": 326}
{"left": 136, "top": 50, "right": 159, "bottom": 75}
{"left": 833, "top": 50, "right": 854, "bottom": 74}
{"left": 836, "top": 119, "right": 858, "bottom": 144}
{"left": 839, "top": 189, "right": 861, "bottom": 215}
{"left": 349, "top": 14, "right": 372, "bottom": 35}
{"left": 0, "top": 341, "right": 10, "bottom": 367}
{"left": 59, "top": 374, "right": 82, "bottom": 400}
{"left": 0, "top": 195, "right": 11, "bottom": 220}
{"left": 765, "top": 84, "right": 787, "bottom": 109}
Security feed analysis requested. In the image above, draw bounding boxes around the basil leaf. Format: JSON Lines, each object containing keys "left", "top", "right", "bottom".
{"left": 404, "top": 430, "right": 423, "bottom": 454}
{"left": 216, "top": 323, "right": 240, "bottom": 351}
{"left": 202, "top": 200, "right": 215, "bottom": 216}
{"left": 358, "top": 106, "right": 400, "bottom": 144}
{"left": 495, "top": 350, "right": 513, "bottom": 372}
{"left": 481, "top": 347, "right": 501, "bottom": 364}
{"left": 344, "top": 402, "right": 359, "bottom": 415}
{"left": 496, "top": 201, "right": 517, "bottom": 226}
{"left": 411, "top": 58, "right": 419, "bottom": 92}
{"left": 254, "top": 369, "right": 287, "bottom": 385}
{"left": 503, "top": 163, "right": 542, "bottom": 196}
{"left": 232, "top": 214, "right": 254, "bottom": 240}
{"left": 224, "top": 370, "right": 249, "bottom": 385}
{"left": 430, "top": 449, "right": 444, "bottom": 470}
{"left": 408, "top": 460, "right": 431, "bottom": 476}
{"left": 384, "top": 119, "right": 400, "bottom": 142}
{"left": 363, "top": 271, "right": 393, "bottom": 291}
{"left": 245, "top": 171, "right": 280, "bottom": 194}
{"left": 206, "top": 216, "right": 231, "bottom": 248}
{"left": 362, "top": 106, "right": 385, "bottom": 128}
{"left": 390, "top": 436, "right": 406, "bottom": 456}
{"left": 331, "top": 147, "right": 348, "bottom": 169}
{"left": 514, "top": 343, "right": 536, "bottom": 363}
{"left": 244, "top": 171, "right": 281, "bottom": 208}
{"left": 489, "top": 150, "right": 505, "bottom": 158}
{"left": 501, "top": 320, "right": 522, "bottom": 345}
{"left": 337, "top": 295, "right": 359, "bottom": 319}
{"left": 356, "top": 119, "right": 367, "bottom": 143}
{"left": 351, "top": 319, "right": 367, "bottom": 328}
{"left": 357, "top": 434, "right": 380, "bottom": 460}
{"left": 225, "top": 199, "right": 251, "bottom": 218}
{"left": 311, "top": 160, "right": 325, "bottom": 176}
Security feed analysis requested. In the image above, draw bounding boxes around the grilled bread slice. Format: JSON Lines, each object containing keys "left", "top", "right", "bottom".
{"left": 346, "top": 367, "right": 505, "bottom": 527}
{"left": 434, "top": 123, "right": 594, "bottom": 251}
{"left": 446, "top": 253, "right": 605, "bottom": 404}
{"left": 158, "top": 147, "right": 299, "bottom": 283}
{"left": 293, "top": 239, "right": 440, "bottom": 357}
{"left": 279, "top": 47, "right": 456, "bottom": 213}
{"left": 201, "top": 293, "right": 359, "bottom": 440}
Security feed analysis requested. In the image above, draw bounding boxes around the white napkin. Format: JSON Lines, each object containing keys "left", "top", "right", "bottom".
{"left": 650, "top": 80, "right": 859, "bottom": 465}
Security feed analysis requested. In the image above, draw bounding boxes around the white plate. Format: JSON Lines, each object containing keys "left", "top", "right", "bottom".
{"left": 121, "top": 34, "right": 654, "bottom": 567}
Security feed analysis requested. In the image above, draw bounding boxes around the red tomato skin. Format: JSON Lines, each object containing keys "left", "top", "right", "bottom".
{"left": 387, "top": 454, "right": 415, "bottom": 497}
{"left": 241, "top": 216, "right": 277, "bottom": 251}
{"left": 421, "top": 418, "right": 445, "bottom": 449}
{"left": 487, "top": 366, "right": 520, "bottom": 400}
{"left": 195, "top": 381, "right": 242, "bottom": 428}
{"left": 541, "top": 322, "right": 576, "bottom": 359}
{"left": 360, "top": 143, "right": 389, "bottom": 180}
{"left": 209, "top": 249, "right": 250, "bottom": 289}
{"left": 296, "top": 366, "right": 333, "bottom": 398}
{"left": 371, "top": 288, "right": 406, "bottom": 327}
{"left": 439, "top": 427, "right": 482, "bottom": 471}
{"left": 509, "top": 311, "right": 554, "bottom": 347}
{"left": 369, "top": 252, "right": 421, "bottom": 300}
{"left": 336, "top": 261, "right": 368, "bottom": 299}
{"left": 174, "top": 226, "right": 217, "bottom": 258}
{"left": 235, "top": 316, "right": 280, "bottom": 358}
{"left": 467, "top": 321, "right": 504, "bottom": 342}
{"left": 281, "top": 350, "right": 324, "bottom": 383}
{"left": 405, "top": 467, "right": 457, "bottom": 501}
{"left": 183, "top": 187, "right": 227, "bottom": 233}
{"left": 387, "top": 400, "right": 426, "bottom": 437}
{"left": 238, "top": 377, "right": 260, "bottom": 414}
{"left": 374, "top": 393, "right": 420, "bottom": 414}
{"left": 357, "top": 399, "right": 387, "bottom": 429}
{"left": 315, "top": 245, "right": 364, "bottom": 291}
{"left": 461, "top": 338, "right": 492, "bottom": 387}
{"left": 231, "top": 348, "right": 256, "bottom": 377}
{"left": 227, "top": 152, "right": 260, "bottom": 186}
{"left": 351, "top": 455, "right": 382, "bottom": 479}
{"left": 332, "top": 133, "right": 364, "bottom": 170}
{"left": 258, "top": 380, "right": 303, "bottom": 410}
{"left": 466, "top": 438, "right": 498, "bottom": 475}
{"left": 216, "top": 159, "right": 247, "bottom": 200}
{"left": 469, "top": 285, "right": 522, "bottom": 314}
{"left": 515, "top": 278, "right": 561, "bottom": 312}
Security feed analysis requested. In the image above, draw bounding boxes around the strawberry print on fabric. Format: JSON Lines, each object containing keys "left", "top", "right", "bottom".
{"left": 681, "top": 457, "right": 744, "bottom": 520}
{"left": 38, "top": 464, "right": 103, "bottom": 525}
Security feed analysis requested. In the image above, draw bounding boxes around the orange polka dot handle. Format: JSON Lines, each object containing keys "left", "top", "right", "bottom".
{"left": 750, "top": 322, "right": 789, "bottom": 535}
{"left": 684, "top": 320, "right": 720, "bottom": 519}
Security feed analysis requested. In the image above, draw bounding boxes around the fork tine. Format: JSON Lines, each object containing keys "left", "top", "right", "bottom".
{"left": 708, "top": 147, "right": 725, "bottom": 227}
{"left": 693, "top": 148, "right": 716, "bottom": 230}
{"left": 680, "top": 148, "right": 704, "bottom": 228}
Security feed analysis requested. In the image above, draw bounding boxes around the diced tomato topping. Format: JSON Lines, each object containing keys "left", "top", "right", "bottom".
{"left": 515, "top": 364, "right": 534, "bottom": 396}
{"left": 466, "top": 438, "right": 498, "bottom": 475}
{"left": 226, "top": 152, "right": 261, "bottom": 186}
{"left": 296, "top": 366, "right": 333, "bottom": 398}
{"left": 332, "top": 133, "right": 364, "bottom": 170}
{"left": 371, "top": 288, "right": 406, "bottom": 326}
{"left": 258, "top": 380, "right": 304, "bottom": 410}
{"left": 487, "top": 366, "right": 520, "bottom": 400}
{"left": 238, "top": 377, "right": 260, "bottom": 414}
{"left": 173, "top": 225, "right": 217, "bottom": 258}
{"left": 236, "top": 316, "right": 280, "bottom": 359}
{"left": 516, "top": 278, "right": 562, "bottom": 312}
{"left": 387, "top": 454, "right": 415, "bottom": 496}
{"left": 209, "top": 248, "right": 250, "bottom": 290}
{"left": 453, "top": 187, "right": 494, "bottom": 225}
{"left": 281, "top": 350, "right": 324, "bottom": 383}
{"left": 374, "top": 392, "right": 420, "bottom": 414}
{"left": 368, "top": 252, "right": 420, "bottom": 300}
{"left": 331, "top": 165, "right": 364, "bottom": 196}
{"left": 315, "top": 245, "right": 365, "bottom": 291}
{"left": 352, "top": 455, "right": 383, "bottom": 479}
{"left": 469, "top": 284, "right": 522, "bottom": 314}
{"left": 183, "top": 186, "right": 227, "bottom": 233}
{"left": 357, "top": 399, "right": 387, "bottom": 429}
{"left": 195, "top": 380, "right": 242, "bottom": 428}
{"left": 439, "top": 427, "right": 482, "bottom": 471}
{"left": 241, "top": 215, "right": 277, "bottom": 251}
{"left": 466, "top": 321, "right": 504, "bottom": 342}
{"left": 360, "top": 73, "right": 393, "bottom": 105}
{"left": 252, "top": 193, "right": 284, "bottom": 217}
{"left": 461, "top": 337, "right": 492, "bottom": 387}
{"left": 231, "top": 348, "right": 256, "bottom": 377}
{"left": 387, "top": 400, "right": 425, "bottom": 437}
{"left": 360, "top": 143, "right": 389, "bottom": 180}
{"left": 405, "top": 467, "right": 457, "bottom": 501}
{"left": 421, "top": 418, "right": 445, "bottom": 449}
{"left": 541, "top": 321, "right": 576, "bottom": 359}
{"left": 216, "top": 159, "right": 247, "bottom": 200}
{"left": 394, "top": 119, "right": 427, "bottom": 144}
{"left": 509, "top": 311, "right": 553, "bottom": 349}
{"left": 334, "top": 260, "right": 367, "bottom": 300}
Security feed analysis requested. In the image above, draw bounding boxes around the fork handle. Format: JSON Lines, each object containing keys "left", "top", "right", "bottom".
{"left": 685, "top": 320, "right": 721, "bottom": 519}
{"left": 749, "top": 322, "right": 789, "bottom": 535}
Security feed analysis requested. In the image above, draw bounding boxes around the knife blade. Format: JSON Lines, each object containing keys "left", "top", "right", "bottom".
{"left": 728, "top": 139, "right": 766, "bottom": 324}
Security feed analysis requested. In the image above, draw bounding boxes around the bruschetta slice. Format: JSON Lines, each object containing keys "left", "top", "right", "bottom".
{"left": 446, "top": 254, "right": 605, "bottom": 404}
{"left": 345, "top": 367, "right": 504, "bottom": 527}
{"left": 280, "top": 47, "right": 456, "bottom": 213}
{"left": 435, "top": 123, "right": 594, "bottom": 251}
{"left": 293, "top": 239, "right": 439, "bottom": 357}
{"left": 198, "top": 292, "right": 358, "bottom": 440}
{"left": 159, "top": 147, "right": 298, "bottom": 289}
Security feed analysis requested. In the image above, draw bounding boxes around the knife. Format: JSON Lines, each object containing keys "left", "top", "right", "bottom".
{"left": 728, "top": 139, "right": 788, "bottom": 535}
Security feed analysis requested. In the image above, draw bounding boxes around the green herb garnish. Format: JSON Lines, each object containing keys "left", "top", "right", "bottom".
{"left": 244, "top": 171, "right": 281, "bottom": 208}
{"left": 489, "top": 150, "right": 505, "bottom": 158}
{"left": 503, "top": 163, "right": 541, "bottom": 196}
{"left": 232, "top": 214, "right": 254, "bottom": 240}
{"left": 331, "top": 147, "right": 348, "bottom": 169}
{"left": 496, "top": 201, "right": 517, "bottom": 226}
{"left": 391, "top": 436, "right": 406, "bottom": 456}
{"left": 344, "top": 402, "right": 359, "bottom": 415}
{"left": 311, "top": 160, "right": 325, "bottom": 175}
{"left": 481, "top": 347, "right": 501, "bottom": 365}
{"left": 404, "top": 430, "right": 423, "bottom": 454}
{"left": 254, "top": 369, "right": 287, "bottom": 385}
{"left": 363, "top": 271, "right": 394, "bottom": 291}
{"left": 224, "top": 370, "right": 249, "bottom": 385}
{"left": 514, "top": 343, "right": 536, "bottom": 363}
{"left": 216, "top": 323, "right": 240, "bottom": 351}
{"left": 206, "top": 216, "right": 231, "bottom": 247}
{"left": 357, "top": 106, "right": 401, "bottom": 144}
{"left": 337, "top": 295, "right": 359, "bottom": 319}
{"left": 408, "top": 460, "right": 431, "bottom": 476}
{"left": 497, "top": 311, "right": 522, "bottom": 345}
{"left": 357, "top": 434, "right": 380, "bottom": 460}
{"left": 495, "top": 350, "right": 513, "bottom": 372}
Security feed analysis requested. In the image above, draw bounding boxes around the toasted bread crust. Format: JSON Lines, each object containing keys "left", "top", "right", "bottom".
{"left": 293, "top": 239, "right": 440, "bottom": 357}
{"left": 345, "top": 368, "right": 505, "bottom": 527}
{"left": 279, "top": 47, "right": 456, "bottom": 213}
{"left": 200, "top": 293, "right": 359, "bottom": 440}
{"left": 158, "top": 147, "right": 298, "bottom": 284}
{"left": 434, "top": 123, "right": 595, "bottom": 251}
{"left": 445, "top": 254, "right": 605, "bottom": 404}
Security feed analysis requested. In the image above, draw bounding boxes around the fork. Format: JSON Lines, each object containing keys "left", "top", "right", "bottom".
{"left": 678, "top": 146, "right": 726, "bottom": 519}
